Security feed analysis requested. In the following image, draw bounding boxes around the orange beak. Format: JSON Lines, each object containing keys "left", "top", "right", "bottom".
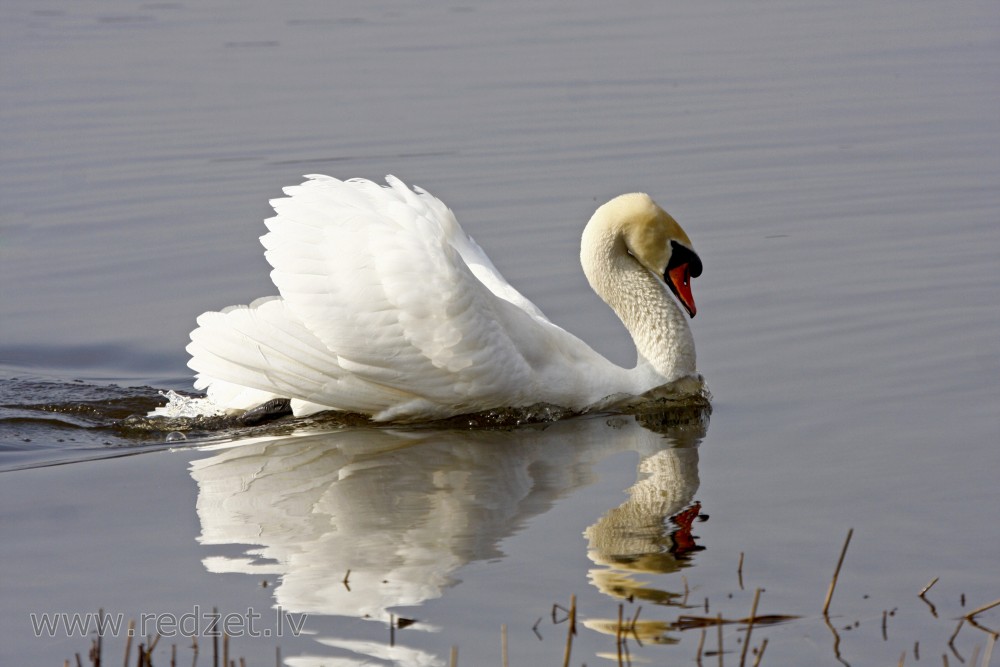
{"left": 667, "top": 263, "right": 697, "bottom": 318}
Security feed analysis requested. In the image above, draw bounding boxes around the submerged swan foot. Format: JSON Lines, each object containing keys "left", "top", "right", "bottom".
{"left": 238, "top": 398, "right": 293, "bottom": 425}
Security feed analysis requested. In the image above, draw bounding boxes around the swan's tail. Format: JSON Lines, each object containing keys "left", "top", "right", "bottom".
{"left": 174, "top": 295, "right": 427, "bottom": 418}
{"left": 182, "top": 296, "right": 332, "bottom": 415}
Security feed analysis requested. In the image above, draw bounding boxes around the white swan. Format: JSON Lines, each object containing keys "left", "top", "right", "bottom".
{"left": 175, "top": 175, "right": 703, "bottom": 422}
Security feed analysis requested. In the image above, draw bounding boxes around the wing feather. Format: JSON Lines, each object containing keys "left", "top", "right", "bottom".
{"left": 187, "top": 175, "right": 608, "bottom": 420}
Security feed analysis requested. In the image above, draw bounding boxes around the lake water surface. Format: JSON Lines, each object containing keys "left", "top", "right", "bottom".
{"left": 2, "top": 1, "right": 998, "bottom": 665}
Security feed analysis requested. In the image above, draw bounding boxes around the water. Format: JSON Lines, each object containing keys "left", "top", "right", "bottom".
{"left": 2, "top": 0, "right": 998, "bottom": 664}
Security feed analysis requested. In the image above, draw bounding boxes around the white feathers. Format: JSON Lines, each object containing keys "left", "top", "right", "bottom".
{"left": 178, "top": 175, "right": 700, "bottom": 421}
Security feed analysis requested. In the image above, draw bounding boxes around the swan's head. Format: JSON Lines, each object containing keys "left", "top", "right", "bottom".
{"left": 601, "top": 193, "right": 703, "bottom": 318}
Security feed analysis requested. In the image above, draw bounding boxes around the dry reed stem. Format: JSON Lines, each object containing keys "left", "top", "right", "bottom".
{"left": 501, "top": 624, "right": 508, "bottom": 667}
{"left": 449, "top": 645, "right": 458, "bottom": 667}
{"left": 919, "top": 592, "right": 939, "bottom": 617}
{"left": 739, "top": 588, "right": 762, "bottom": 667}
{"left": 965, "top": 597, "right": 1000, "bottom": 619}
{"left": 561, "top": 594, "right": 576, "bottom": 667}
{"left": 97, "top": 608, "right": 104, "bottom": 667}
{"left": 616, "top": 604, "right": 624, "bottom": 667}
{"left": 823, "top": 528, "right": 854, "bottom": 616}
{"left": 982, "top": 633, "right": 996, "bottom": 667}
{"left": 696, "top": 628, "right": 706, "bottom": 665}
{"left": 124, "top": 619, "right": 135, "bottom": 667}
{"left": 751, "top": 638, "right": 769, "bottom": 667}
{"left": 919, "top": 577, "right": 940, "bottom": 596}
{"left": 629, "top": 606, "right": 643, "bottom": 647}
{"left": 948, "top": 620, "right": 964, "bottom": 655}
{"left": 717, "top": 612, "right": 724, "bottom": 667}
{"left": 212, "top": 608, "right": 219, "bottom": 667}
{"left": 948, "top": 618, "right": 975, "bottom": 665}
{"left": 966, "top": 615, "right": 999, "bottom": 637}
{"left": 823, "top": 613, "right": 848, "bottom": 667}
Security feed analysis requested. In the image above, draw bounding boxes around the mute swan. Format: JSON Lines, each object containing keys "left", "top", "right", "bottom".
{"left": 172, "top": 175, "right": 703, "bottom": 422}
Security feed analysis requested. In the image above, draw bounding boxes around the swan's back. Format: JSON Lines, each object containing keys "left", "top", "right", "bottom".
{"left": 185, "top": 176, "right": 618, "bottom": 421}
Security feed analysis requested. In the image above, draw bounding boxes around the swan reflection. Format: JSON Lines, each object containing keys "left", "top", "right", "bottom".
{"left": 189, "top": 407, "right": 707, "bottom": 663}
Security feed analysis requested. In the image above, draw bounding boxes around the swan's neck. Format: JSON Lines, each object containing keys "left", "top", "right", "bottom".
{"left": 581, "top": 222, "right": 696, "bottom": 388}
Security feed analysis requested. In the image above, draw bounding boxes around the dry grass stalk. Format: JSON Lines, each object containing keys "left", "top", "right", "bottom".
{"left": 919, "top": 590, "right": 939, "bottom": 617}
{"left": 823, "top": 613, "right": 847, "bottom": 667}
{"left": 561, "top": 594, "right": 577, "bottom": 667}
{"left": 739, "top": 587, "right": 762, "bottom": 667}
{"left": 615, "top": 604, "right": 623, "bottom": 666}
{"left": 676, "top": 613, "right": 795, "bottom": 631}
{"left": 919, "top": 577, "right": 940, "bottom": 596}
{"left": 629, "top": 606, "right": 643, "bottom": 647}
{"left": 948, "top": 620, "right": 964, "bottom": 659}
{"left": 716, "top": 612, "right": 724, "bottom": 667}
{"left": 751, "top": 637, "right": 769, "bottom": 667}
{"left": 965, "top": 597, "right": 1000, "bottom": 619}
{"left": 969, "top": 644, "right": 980, "bottom": 667}
{"left": 124, "top": 619, "right": 135, "bottom": 667}
{"left": 501, "top": 624, "right": 508, "bottom": 667}
{"left": 823, "top": 528, "right": 854, "bottom": 615}
{"left": 212, "top": 608, "right": 219, "bottom": 667}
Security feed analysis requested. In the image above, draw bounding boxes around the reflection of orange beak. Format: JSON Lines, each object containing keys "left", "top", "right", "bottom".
{"left": 667, "top": 263, "right": 697, "bottom": 317}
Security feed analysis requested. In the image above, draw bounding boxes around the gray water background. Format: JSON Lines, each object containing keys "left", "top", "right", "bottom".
{"left": 1, "top": 1, "right": 998, "bottom": 665}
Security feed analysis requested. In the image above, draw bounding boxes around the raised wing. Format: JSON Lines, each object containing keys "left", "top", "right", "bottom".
{"left": 188, "top": 176, "right": 593, "bottom": 420}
